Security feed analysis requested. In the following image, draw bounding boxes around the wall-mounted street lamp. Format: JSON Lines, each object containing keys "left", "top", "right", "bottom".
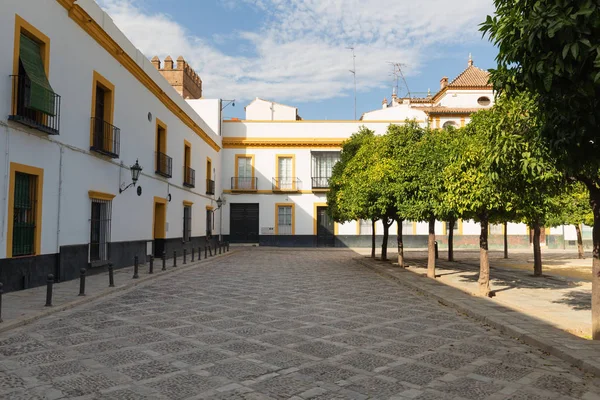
{"left": 221, "top": 99, "right": 235, "bottom": 110}
{"left": 120, "top": 159, "right": 143, "bottom": 195}
{"left": 216, "top": 197, "right": 223, "bottom": 209}
{"left": 215, "top": 196, "right": 225, "bottom": 242}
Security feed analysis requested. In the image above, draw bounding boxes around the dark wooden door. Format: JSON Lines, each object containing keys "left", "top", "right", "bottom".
{"left": 317, "top": 206, "right": 335, "bottom": 247}
{"left": 230, "top": 203, "right": 259, "bottom": 243}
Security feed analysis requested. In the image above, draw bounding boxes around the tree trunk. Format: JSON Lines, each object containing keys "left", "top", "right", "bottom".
{"left": 588, "top": 184, "right": 600, "bottom": 340}
{"left": 503, "top": 221, "right": 508, "bottom": 259}
{"left": 397, "top": 219, "right": 404, "bottom": 268}
{"left": 381, "top": 219, "right": 390, "bottom": 261}
{"left": 427, "top": 217, "right": 436, "bottom": 278}
{"left": 371, "top": 219, "right": 376, "bottom": 258}
{"left": 479, "top": 213, "right": 491, "bottom": 297}
{"left": 448, "top": 218, "right": 455, "bottom": 262}
{"left": 532, "top": 222, "right": 543, "bottom": 277}
{"left": 575, "top": 224, "right": 585, "bottom": 259}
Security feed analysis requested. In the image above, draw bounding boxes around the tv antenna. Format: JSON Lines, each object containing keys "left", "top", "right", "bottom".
{"left": 388, "top": 62, "right": 411, "bottom": 99}
{"left": 347, "top": 46, "right": 357, "bottom": 120}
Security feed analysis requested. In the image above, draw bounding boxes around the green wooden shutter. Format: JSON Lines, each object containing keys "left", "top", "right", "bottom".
{"left": 19, "top": 34, "right": 55, "bottom": 116}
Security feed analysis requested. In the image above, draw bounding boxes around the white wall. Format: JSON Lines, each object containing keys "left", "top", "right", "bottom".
{"left": 245, "top": 98, "right": 297, "bottom": 121}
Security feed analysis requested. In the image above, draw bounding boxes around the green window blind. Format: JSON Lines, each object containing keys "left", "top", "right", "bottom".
{"left": 12, "top": 172, "right": 37, "bottom": 256}
{"left": 19, "top": 34, "right": 55, "bottom": 116}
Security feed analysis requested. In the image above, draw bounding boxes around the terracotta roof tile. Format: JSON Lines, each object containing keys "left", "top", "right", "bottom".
{"left": 423, "top": 107, "right": 482, "bottom": 114}
{"left": 448, "top": 65, "right": 491, "bottom": 88}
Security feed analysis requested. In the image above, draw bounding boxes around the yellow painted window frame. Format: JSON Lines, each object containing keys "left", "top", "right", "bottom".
{"left": 90, "top": 71, "right": 115, "bottom": 150}
{"left": 184, "top": 140, "right": 191, "bottom": 169}
{"left": 88, "top": 190, "right": 116, "bottom": 201}
{"left": 12, "top": 15, "right": 51, "bottom": 117}
{"left": 234, "top": 154, "right": 255, "bottom": 190}
{"left": 6, "top": 162, "right": 44, "bottom": 258}
{"left": 356, "top": 219, "right": 374, "bottom": 235}
{"left": 276, "top": 203, "right": 295, "bottom": 235}
{"left": 275, "top": 154, "right": 296, "bottom": 190}
{"left": 152, "top": 196, "right": 168, "bottom": 239}
{"left": 155, "top": 118, "right": 168, "bottom": 171}
{"left": 313, "top": 202, "right": 337, "bottom": 236}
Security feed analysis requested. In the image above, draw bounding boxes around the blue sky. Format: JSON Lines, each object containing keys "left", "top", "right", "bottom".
{"left": 99, "top": 0, "right": 497, "bottom": 120}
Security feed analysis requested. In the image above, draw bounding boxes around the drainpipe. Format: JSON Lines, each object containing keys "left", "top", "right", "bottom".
{"left": 55, "top": 145, "right": 64, "bottom": 254}
{"left": 0, "top": 125, "right": 9, "bottom": 249}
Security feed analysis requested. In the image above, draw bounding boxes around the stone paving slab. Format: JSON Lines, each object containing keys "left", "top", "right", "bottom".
{"left": 0, "top": 248, "right": 235, "bottom": 334}
{"left": 354, "top": 254, "right": 600, "bottom": 379}
{"left": 1, "top": 248, "right": 600, "bottom": 399}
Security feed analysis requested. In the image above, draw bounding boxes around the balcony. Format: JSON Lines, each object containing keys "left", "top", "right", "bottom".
{"left": 9, "top": 75, "right": 61, "bottom": 135}
{"left": 206, "top": 179, "right": 215, "bottom": 195}
{"left": 272, "top": 177, "right": 302, "bottom": 192}
{"left": 183, "top": 166, "right": 195, "bottom": 188}
{"left": 231, "top": 177, "right": 258, "bottom": 191}
{"left": 311, "top": 177, "right": 331, "bottom": 190}
{"left": 155, "top": 151, "right": 173, "bottom": 178}
{"left": 90, "top": 117, "right": 120, "bottom": 158}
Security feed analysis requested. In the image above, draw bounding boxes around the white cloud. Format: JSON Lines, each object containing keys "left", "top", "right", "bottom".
{"left": 98, "top": 0, "right": 493, "bottom": 103}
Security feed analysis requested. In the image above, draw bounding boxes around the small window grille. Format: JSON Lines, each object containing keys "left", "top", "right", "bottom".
{"left": 90, "top": 198, "right": 112, "bottom": 262}
{"left": 277, "top": 206, "right": 292, "bottom": 235}
{"left": 12, "top": 172, "right": 37, "bottom": 256}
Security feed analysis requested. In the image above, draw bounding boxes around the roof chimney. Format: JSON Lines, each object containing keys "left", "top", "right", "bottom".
{"left": 382, "top": 98, "right": 388, "bottom": 109}
{"left": 440, "top": 77, "right": 448, "bottom": 90}
{"left": 468, "top": 53, "right": 473, "bottom": 67}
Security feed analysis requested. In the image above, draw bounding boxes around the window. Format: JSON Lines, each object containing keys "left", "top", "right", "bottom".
{"left": 183, "top": 140, "right": 194, "bottom": 187}
{"left": 206, "top": 157, "right": 215, "bottom": 195}
{"left": 155, "top": 118, "right": 171, "bottom": 177}
{"left": 478, "top": 96, "right": 491, "bottom": 106}
{"left": 276, "top": 155, "right": 294, "bottom": 190}
{"left": 90, "top": 71, "right": 118, "bottom": 158}
{"left": 446, "top": 220, "right": 460, "bottom": 236}
{"left": 276, "top": 205, "right": 294, "bottom": 235}
{"left": 10, "top": 16, "right": 60, "bottom": 135}
{"left": 311, "top": 152, "right": 340, "bottom": 188}
{"left": 90, "top": 198, "right": 112, "bottom": 262}
{"left": 183, "top": 205, "right": 192, "bottom": 242}
{"left": 490, "top": 223, "right": 503, "bottom": 235}
{"left": 442, "top": 121, "right": 457, "bottom": 129}
{"left": 235, "top": 155, "right": 255, "bottom": 190}
{"left": 402, "top": 220, "right": 414, "bottom": 234}
{"left": 7, "top": 163, "right": 44, "bottom": 258}
{"left": 359, "top": 219, "right": 373, "bottom": 235}
{"left": 206, "top": 207, "right": 213, "bottom": 237}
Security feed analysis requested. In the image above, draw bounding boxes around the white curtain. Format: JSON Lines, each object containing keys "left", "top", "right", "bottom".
{"left": 237, "top": 157, "right": 252, "bottom": 189}
{"left": 278, "top": 206, "right": 292, "bottom": 234}
{"left": 278, "top": 157, "right": 292, "bottom": 189}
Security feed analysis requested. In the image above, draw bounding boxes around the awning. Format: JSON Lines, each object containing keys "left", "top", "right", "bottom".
{"left": 19, "top": 34, "right": 55, "bottom": 116}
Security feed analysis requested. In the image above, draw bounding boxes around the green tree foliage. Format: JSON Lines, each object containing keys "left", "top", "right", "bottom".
{"left": 482, "top": 0, "right": 600, "bottom": 338}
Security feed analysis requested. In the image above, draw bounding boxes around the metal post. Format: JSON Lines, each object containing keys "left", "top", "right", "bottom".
{"left": 79, "top": 269, "right": 86, "bottom": 296}
{"left": 173, "top": 251, "right": 177, "bottom": 267}
{"left": 205, "top": 246, "right": 208, "bottom": 259}
{"left": 219, "top": 243, "right": 222, "bottom": 255}
{"left": 191, "top": 247, "right": 195, "bottom": 262}
{"left": 227, "top": 242, "right": 230, "bottom": 252}
{"left": 45, "top": 275, "right": 53, "bottom": 306}
{"left": 208, "top": 245, "right": 212, "bottom": 257}
{"left": 162, "top": 251, "right": 166, "bottom": 271}
{"left": 198, "top": 246, "right": 202, "bottom": 260}
{"left": 108, "top": 263, "right": 115, "bottom": 287}
{"left": 149, "top": 256, "right": 154, "bottom": 274}
{"left": 183, "top": 249, "right": 187, "bottom": 265}
{"left": 214, "top": 243, "right": 217, "bottom": 256}
{"left": 434, "top": 241, "right": 439, "bottom": 260}
{"left": 0, "top": 282, "right": 3, "bottom": 322}
{"left": 133, "top": 256, "right": 139, "bottom": 279}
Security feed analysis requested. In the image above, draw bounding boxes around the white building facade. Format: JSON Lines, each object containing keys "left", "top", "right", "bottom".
{"left": 0, "top": 0, "right": 224, "bottom": 292}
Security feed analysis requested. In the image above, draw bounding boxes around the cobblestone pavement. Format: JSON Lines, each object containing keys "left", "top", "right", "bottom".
{"left": 1, "top": 248, "right": 599, "bottom": 399}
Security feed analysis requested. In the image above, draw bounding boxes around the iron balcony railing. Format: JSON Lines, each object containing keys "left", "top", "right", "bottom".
{"left": 206, "top": 179, "right": 215, "bottom": 195}
{"left": 9, "top": 75, "right": 61, "bottom": 135}
{"left": 311, "top": 177, "right": 331, "bottom": 189}
{"left": 155, "top": 151, "right": 173, "bottom": 178}
{"left": 90, "top": 117, "right": 120, "bottom": 158}
{"left": 272, "top": 177, "right": 302, "bottom": 191}
{"left": 231, "top": 177, "right": 258, "bottom": 191}
{"left": 183, "top": 166, "right": 195, "bottom": 188}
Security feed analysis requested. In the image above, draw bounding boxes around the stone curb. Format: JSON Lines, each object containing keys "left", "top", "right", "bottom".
{"left": 354, "top": 256, "right": 600, "bottom": 377}
{"left": 0, "top": 249, "right": 238, "bottom": 335}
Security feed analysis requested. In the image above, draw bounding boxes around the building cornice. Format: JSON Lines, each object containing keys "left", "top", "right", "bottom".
{"left": 222, "top": 137, "right": 344, "bottom": 149}
{"left": 56, "top": 1, "right": 220, "bottom": 152}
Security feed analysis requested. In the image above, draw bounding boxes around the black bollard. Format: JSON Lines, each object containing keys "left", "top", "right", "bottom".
{"left": 219, "top": 243, "right": 222, "bottom": 255}
{"left": 173, "top": 251, "right": 177, "bottom": 267}
{"left": 133, "top": 256, "right": 139, "bottom": 279}
{"left": 434, "top": 241, "right": 439, "bottom": 260}
{"left": 198, "top": 246, "right": 202, "bottom": 260}
{"left": 149, "top": 256, "right": 154, "bottom": 274}
{"left": 191, "top": 247, "right": 195, "bottom": 262}
{"left": 108, "top": 263, "right": 115, "bottom": 287}
{"left": 45, "top": 274, "right": 54, "bottom": 306}
{"left": 183, "top": 249, "right": 187, "bottom": 265}
{"left": 208, "top": 245, "right": 212, "bottom": 257}
{"left": 227, "top": 242, "right": 230, "bottom": 252}
{"left": 0, "top": 282, "right": 3, "bottom": 322}
{"left": 204, "top": 246, "right": 208, "bottom": 259}
{"left": 79, "top": 269, "right": 86, "bottom": 296}
{"left": 162, "top": 251, "right": 166, "bottom": 271}
{"left": 214, "top": 243, "right": 217, "bottom": 256}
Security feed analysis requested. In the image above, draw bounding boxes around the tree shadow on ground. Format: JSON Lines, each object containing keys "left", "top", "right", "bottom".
{"left": 552, "top": 290, "right": 591, "bottom": 311}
